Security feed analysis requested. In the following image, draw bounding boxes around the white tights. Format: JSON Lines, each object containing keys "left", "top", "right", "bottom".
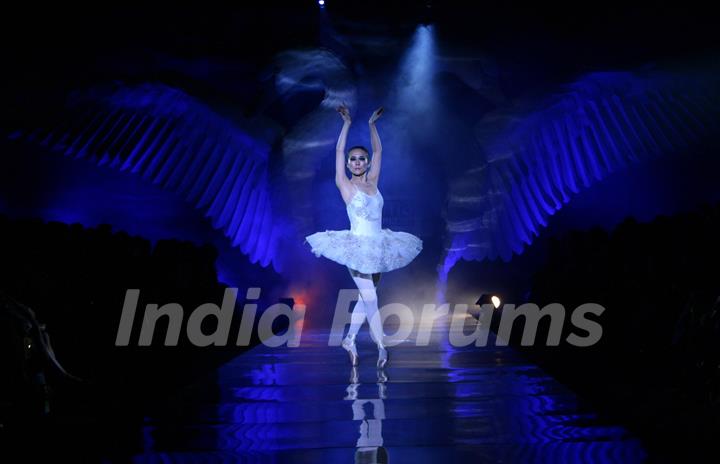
{"left": 346, "top": 268, "right": 384, "bottom": 347}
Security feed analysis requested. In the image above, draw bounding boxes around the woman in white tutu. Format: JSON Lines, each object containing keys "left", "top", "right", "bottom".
{"left": 305, "top": 104, "right": 423, "bottom": 368}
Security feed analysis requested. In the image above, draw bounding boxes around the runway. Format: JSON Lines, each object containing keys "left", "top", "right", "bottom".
{"left": 130, "top": 314, "right": 647, "bottom": 463}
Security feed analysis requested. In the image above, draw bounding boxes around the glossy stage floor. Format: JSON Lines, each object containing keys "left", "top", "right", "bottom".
{"left": 130, "top": 314, "right": 647, "bottom": 463}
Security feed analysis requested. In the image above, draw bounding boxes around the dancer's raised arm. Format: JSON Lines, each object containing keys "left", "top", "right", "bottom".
{"left": 335, "top": 104, "right": 352, "bottom": 188}
{"left": 366, "top": 107, "right": 383, "bottom": 183}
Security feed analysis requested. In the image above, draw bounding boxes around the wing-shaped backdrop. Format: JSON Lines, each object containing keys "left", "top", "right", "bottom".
{"left": 8, "top": 83, "right": 289, "bottom": 272}
{"left": 439, "top": 61, "right": 720, "bottom": 295}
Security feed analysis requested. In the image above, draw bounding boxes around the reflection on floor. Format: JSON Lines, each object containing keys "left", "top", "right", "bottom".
{"left": 130, "top": 314, "right": 647, "bottom": 463}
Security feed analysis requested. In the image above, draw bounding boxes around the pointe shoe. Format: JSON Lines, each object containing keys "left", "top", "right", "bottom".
{"left": 377, "top": 345, "right": 388, "bottom": 369}
{"left": 342, "top": 337, "right": 359, "bottom": 366}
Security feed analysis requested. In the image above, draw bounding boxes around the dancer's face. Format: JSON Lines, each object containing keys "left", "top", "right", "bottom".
{"left": 347, "top": 149, "right": 369, "bottom": 175}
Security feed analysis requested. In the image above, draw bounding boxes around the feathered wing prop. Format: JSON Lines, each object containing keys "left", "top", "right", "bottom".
{"left": 440, "top": 62, "right": 720, "bottom": 290}
{"left": 9, "top": 83, "right": 287, "bottom": 272}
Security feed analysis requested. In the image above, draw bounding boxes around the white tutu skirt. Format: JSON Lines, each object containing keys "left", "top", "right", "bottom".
{"left": 305, "top": 229, "right": 422, "bottom": 274}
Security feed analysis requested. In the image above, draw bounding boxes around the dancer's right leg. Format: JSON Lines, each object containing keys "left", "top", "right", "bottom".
{"left": 346, "top": 296, "right": 367, "bottom": 341}
{"left": 348, "top": 270, "right": 388, "bottom": 368}
{"left": 343, "top": 268, "right": 366, "bottom": 366}
{"left": 351, "top": 274, "right": 384, "bottom": 347}
{"left": 346, "top": 268, "right": 383, "bottom": 342}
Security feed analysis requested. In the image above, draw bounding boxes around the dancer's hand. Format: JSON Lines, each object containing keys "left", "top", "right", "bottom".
{"left": 337, "top": 103, "right": 352, "bottom": 124}
{"left": 369, "top": 107, "right": 384, "bottom": 124}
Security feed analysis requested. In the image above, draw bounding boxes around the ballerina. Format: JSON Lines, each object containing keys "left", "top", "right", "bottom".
{"left": 305, "top": 104, "right": 423, "bottom": 368}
